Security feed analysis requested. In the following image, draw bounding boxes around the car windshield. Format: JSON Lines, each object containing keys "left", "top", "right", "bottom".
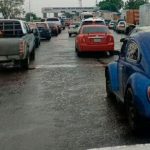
{"left": 82, "top": 26, "right": 109, "bottom": 34}
{"left": 95, "top": 21, "right": 105, "bottom": 25}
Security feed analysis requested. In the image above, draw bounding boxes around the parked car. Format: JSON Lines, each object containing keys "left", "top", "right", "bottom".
{"left": 0, "top": 19, "right": 35, "bottom": 69}
{"left": 75, "top": 25, "right": 114, "bottom": 56}
{"left": 68, "top": 22, "right": 80, "bottom": 37}
{"left": 48, "top": 23, "right": 59, "bottom": 36}
{"left": 60, "top": 19, "right": 66, "bottom": 30}
{"left": 108, "top": 20, "right": 116, "bottom": 29}
{"left": 105, "top": 31, "right": 150, "bottom": 131}
{"left": 105, "top": 19, "right": 111, "bottom": 26}
{"left": 46, "top": 17, "right": 62, "bottom": 33}
{"left": 115, "top": 21, "right": 126, "bottom": 33}
{"left": 28, "top": 22, "right": 41, "bottom": 48}
{"left": 36, "top": 22, "right": 51, "bottom": 40}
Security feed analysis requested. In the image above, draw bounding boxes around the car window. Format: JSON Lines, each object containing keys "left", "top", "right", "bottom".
{"left": 95, "top": 21, "right": 105, "bottom": 25}
{"left": 47, "top": 18, "right": 59, "bottom": 21}
{"left": 126, "top": 41, "right": 139, "bottom": 61}
{"left": 82, "top": 26, "right": 108, "bottom": 34}
{"left": 0, "top": 21, "right": 23, "bottom": 37}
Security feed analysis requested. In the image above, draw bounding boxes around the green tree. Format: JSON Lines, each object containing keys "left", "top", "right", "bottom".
{"left": 0, "top": 0, "right": 24, "bottom": 19}
{"left": 98, "top": 0, "right": 124, "bottom": 12}
{"left": 25, "top": 12, "right": 38, "bottom": 22}
{"left": 125, "top": 0, "right": 148, "bottom": 9}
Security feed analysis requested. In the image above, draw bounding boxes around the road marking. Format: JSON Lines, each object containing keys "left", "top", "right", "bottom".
{"left": 29, "top": 63, "right": 107, "bottom": 69}
{"left": 88, "top": 144, "right": 150, "bottom": 150}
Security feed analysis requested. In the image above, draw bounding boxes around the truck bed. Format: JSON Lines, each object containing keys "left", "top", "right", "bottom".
{"left": 0, "top": 38, "right": 20, "bottom": 56}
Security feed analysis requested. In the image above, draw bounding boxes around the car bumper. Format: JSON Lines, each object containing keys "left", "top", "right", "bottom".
{"left": 78, "top": 43, "right": 114, "bottom": 52}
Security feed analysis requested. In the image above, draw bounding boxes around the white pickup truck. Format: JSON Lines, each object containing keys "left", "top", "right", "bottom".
{"left": 0, "top": 19, "right": 35, "bottom": 69}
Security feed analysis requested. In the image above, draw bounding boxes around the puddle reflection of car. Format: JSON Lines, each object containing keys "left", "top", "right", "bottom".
{"left": 36, "top": 22, "right": 51, "bottom": 40}
{"left": 75, "top": 25, "right": 114, "bottom": 57}
{"left": 68, "top": 22, "right": 80, "bottom": 37}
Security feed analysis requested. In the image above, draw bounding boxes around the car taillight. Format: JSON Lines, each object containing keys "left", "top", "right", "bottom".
{"left": 19, "top": 40, "right": 25, "bottom": 56}
{"left": 80, "top": 37, "right": 86, "bottom": 43}
{"left": 147, "top": 87, "right": 150, "bottom": 101}
{"left": 107, "top": 36, "right": 114, "bottom": 42}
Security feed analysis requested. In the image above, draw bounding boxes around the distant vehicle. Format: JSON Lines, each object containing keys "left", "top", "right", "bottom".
{"left": 128, "top": 26, "right": 150, "bottom": 36}
{"left": 115, "top": 21, "right": 126, "bottom": 33}
{"left": 81, "top": 18, "right": 106, "bottom": 26}
{"left": 105, "top": 32, "right": 150, "bottom": 131}
{"left": 105, "top": 19, "right": 111, "bottom": 26}
{"left": 48, "top": 23, "right": 59, "bottom": 36}
{"left": 80, "top": 12, "right": 94, "bottom": 20}
{"left": 46, "top": 17, "right": 62, "bottom": 33}
{"left": 28, "top": 22, "right": 41, "bottom": 48}
{"left": 36, "top": 22, "right": 51, "bottom": 40}
{"left": 75, "top": 25, "right": 114, "bottom": 56}
{"left": 0, "top": 19, "right": 35, "bottom": 69}
{"left": 108, "top": 20, "right": 116, "bottom": 29}
{"left": 68, "top": 22, "right": 80, "bottom": 37}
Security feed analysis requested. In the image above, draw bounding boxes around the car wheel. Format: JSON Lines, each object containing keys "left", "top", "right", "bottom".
{"left": 30, "top": 48, "right": 35, "bottom": 60}
{"left": 69, "top": 33, "right": 71, "bottom": 37}
{"left": 47, "top": 37, "right": 51, "bottom": 41}
{"left": 125, "top": 88, "right": 141, "bottom": 132}
{"left": 21, "top": 55, "right": 30, "bottom": 70}
{"left": 105, "top": 70, "right": 115, "bottom": 98}
{"left": 75, "top": 47, "right": 82, "bottom": 57}
{"left": 109, "top": 51, "right": 114, "bottom": 56}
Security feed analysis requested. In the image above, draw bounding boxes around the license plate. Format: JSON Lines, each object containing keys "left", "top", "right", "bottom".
{"left": 94, "top": 38, "right": 101, "bottom": 42}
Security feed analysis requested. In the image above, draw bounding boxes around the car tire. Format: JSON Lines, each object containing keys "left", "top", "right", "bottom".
{"left": 75, "top": 47, "right": 82, "bottom": 57}
{"left": 109, "top": 51, "right": 114, "bottom": 56}
{"left": 47, "top": 37, "right": 51, "bottom": 41}
{"left": 30, "top": 48, "right": 35, "bottom": 60}
{"left": 125, "top": 88, "right": 141, "bottom": 132}
{"left": 105, "top": 69, "right": 115, "bottom": 98}
{"left": 69, "top": 33, "right": 71, "bottom": 37}
{"left": 21, "top": 55, "right": 30, "bottom": 70}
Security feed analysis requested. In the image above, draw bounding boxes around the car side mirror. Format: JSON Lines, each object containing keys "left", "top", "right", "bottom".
{"left": 120, "top": 38, "right": 126, "bottom": 42}
{"left": 137, "top": 53, "right": 142, "bottom": 63}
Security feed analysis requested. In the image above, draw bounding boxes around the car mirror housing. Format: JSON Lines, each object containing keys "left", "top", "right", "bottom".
{"left": 120, "top": 38, "right": 126, "bottom": 42}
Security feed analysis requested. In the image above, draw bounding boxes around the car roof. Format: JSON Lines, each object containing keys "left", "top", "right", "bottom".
{"left": 82, "top": 17, "right": 105, "bottom": 22}
{"left": 82, "top": 24, "right": 107, "bottom": 28}
{"left": 0, "top": 19, "right": 25, "bottom": 23}
{"left": 135, "top": 26, "right": 150, "bottom": 30}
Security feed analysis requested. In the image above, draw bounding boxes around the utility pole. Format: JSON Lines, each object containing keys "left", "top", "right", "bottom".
{"left": 79, "top": 0, "right": 82, "bottom": 7}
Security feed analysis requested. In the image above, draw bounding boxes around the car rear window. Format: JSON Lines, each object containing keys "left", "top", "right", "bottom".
{"left": 47, "top": 18, "right": 59, "bottom": 21}
{"left": 0, "top": 21, "right": 23, "bottom": 38}
{"left": 95, "top": 21, "right": 105, "bottom": 25}
{"left": 82, "top": 20, "right": 105, "bottom": 26}
{"left": 82, "top": 26, "right": 109, "bottom": 34}
{"left": 82, "top": 21, "right": 93, "bottom": 25}
{"left": 36, "top": 23, "right": 48, "bottom": 29}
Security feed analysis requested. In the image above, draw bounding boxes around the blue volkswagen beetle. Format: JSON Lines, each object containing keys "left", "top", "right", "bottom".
{"left": 105, "top": 32, "right": 150, "bottom": 131}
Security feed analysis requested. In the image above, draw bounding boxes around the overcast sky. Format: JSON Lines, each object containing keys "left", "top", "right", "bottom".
{"left": 24, "top": 0, "right": 98, "bottom": 17}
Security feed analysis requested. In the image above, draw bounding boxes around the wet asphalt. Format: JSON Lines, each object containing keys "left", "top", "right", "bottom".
{"left": 0, "top": 29, "right": 150, "bottom": 150}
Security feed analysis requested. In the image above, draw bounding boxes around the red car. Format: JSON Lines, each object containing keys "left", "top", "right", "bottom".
{"left": 75, "top": 25, "right": 114, "bottom": 56}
